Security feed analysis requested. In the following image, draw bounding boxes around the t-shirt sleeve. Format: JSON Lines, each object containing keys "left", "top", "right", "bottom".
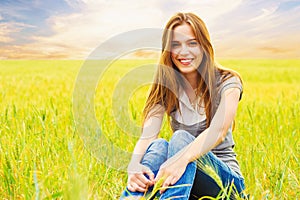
{"left": 219, "top": 76, "right": 243, "bottom": 100}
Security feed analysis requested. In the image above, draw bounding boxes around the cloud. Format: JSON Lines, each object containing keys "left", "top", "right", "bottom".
{"left": 180, "top": 0, "right": 243, "bottom": 24}
{"left": 258, "top": 46, "right": 291, "bottom": 54}
{"left": 248, "top": 5, "right": 278, "bottom": 22}
{"left": 0, "top": 23, "right": 14, "bottom": 43}
{"left": 210, "top": 0, "right": 300, "bottom": 58}
{"left": 21, "top": 0, "right": 244, "bottom": 59}
{"left": 0, "top": 0, "right": 299, "bottom": 59}
{"left": 7, "top": 0, "right": 166, "bottom": 59}
{"left": 0, "top": 22, "right": 35, "bottom": 43}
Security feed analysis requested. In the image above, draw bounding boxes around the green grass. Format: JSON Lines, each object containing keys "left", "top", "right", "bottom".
{"left": 0, "top": 59, "right": 299, "bottom": 199}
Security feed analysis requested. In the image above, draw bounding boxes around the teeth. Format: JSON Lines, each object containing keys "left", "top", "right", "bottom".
{"left": 180, "top": 59, "right": 192, "bottom": 63}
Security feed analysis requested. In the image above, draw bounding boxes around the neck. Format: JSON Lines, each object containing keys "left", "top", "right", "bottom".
{"left": 182, "top": 72, "right": 198, "bottom": 105}
{"left": 183, "top": 72, "right": 198, "bottom": 90}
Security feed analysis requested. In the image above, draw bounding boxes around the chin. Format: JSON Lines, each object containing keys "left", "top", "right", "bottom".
{"left": 179, "top": 69, "right": 196, "bottom": 75}
{"left": 178, "top": 66, "right": 197, "bottom": 74}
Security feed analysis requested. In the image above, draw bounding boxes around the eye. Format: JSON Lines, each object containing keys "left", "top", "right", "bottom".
{"left": 171, "top": 42, "right": 180, "bottom": 48}
{"left": 188, "top": 40, "right": 198, "bottom": 46}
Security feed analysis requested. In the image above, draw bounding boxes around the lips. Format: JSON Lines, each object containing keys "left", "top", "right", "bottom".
{"left": 179, "top": 58, "right": 193, "bottom": 66}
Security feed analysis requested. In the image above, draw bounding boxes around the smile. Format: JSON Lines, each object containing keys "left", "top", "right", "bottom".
{"left": 179, "top": 58, "right": 193, "bottom": 65}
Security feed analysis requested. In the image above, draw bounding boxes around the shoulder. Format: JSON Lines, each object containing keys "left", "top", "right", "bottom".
{"left": 215, "top": 67, "right": 243, "bottom": 100}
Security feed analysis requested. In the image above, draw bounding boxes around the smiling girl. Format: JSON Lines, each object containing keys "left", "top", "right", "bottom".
{"left": 120, "top": 12, "right": 246, "bottom": 200}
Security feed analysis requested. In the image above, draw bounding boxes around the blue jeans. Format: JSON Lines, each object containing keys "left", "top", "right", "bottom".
{"left": 120, "top": 130, "right": 245, "bottom": 199}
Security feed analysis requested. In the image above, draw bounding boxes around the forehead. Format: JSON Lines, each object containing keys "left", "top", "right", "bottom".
{"left": 172, "top": 23, "right": 195, "bottom": 41}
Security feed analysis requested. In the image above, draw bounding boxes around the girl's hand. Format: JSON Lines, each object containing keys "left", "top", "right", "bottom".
{"left": 127, "top": 163, "right": 155, "bottom": 192}
{"left": 154, "top": 154, "right": 189, "bottom": 194}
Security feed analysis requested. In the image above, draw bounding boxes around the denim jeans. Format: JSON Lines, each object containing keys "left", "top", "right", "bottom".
{"left": 120, "top": 130, "right": 245, "bottom": 200}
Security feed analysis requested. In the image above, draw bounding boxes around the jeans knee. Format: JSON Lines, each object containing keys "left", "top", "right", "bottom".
{"left": 141, "top": 138, "right": 169, "bottom": 172}
{"left": 171, "top": 130, "right": 195, "bottom": 145}
{"left": 149, "top": 138, "right": 168, "bottom": 151}
{"left": 168, "top": 130, "right": 195, "bottom": 156}
{"left": 146, "top": 138, "right": 169, "bottom": 160}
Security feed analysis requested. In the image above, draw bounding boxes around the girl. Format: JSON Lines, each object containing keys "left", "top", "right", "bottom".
{"left": 120, "top": 12, "right": 246, "bottom": 199}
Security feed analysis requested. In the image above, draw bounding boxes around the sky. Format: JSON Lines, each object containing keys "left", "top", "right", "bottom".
{"left": 0, "top": 0, "right": 299, "bottom": 59}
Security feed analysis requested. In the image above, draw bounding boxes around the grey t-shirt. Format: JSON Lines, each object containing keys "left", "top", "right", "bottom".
{"left": 170, "top": 74, "right": 243, "bottom": 176}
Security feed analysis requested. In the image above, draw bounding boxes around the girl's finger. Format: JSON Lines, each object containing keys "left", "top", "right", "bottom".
{"left": 142, "top": 166, "right": 155, "bottom": 182}
{"left": 133, "top": 176, "right": 147, "bottom": 188}
{"left": 160, "top": 176, "right": 173, "bottom": 194}
{"left": 154, "top": 170, "right": 162, "bottom": 182}
{"left": 170, "top": 176, "right": 179, "bottom": 185}
{"left": 127, "top": 183, "right": 135, "bottom": 192}
{"left": 130, "top": 182, "right": 146, "bottom": 193}
{"left": 134, "top": 173, "right": 152, "bottom": 186}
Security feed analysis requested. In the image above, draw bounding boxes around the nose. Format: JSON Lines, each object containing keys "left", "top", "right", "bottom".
{"left": 179, "top": 44, "right": 189, "bottom": 56}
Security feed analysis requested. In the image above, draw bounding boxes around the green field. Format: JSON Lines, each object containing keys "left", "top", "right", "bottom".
{"left": 0, "top": 59, "right": 299, "bottom": 199}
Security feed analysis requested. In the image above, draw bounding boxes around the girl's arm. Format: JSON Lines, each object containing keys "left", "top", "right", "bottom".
{"left": 156, "top": 87, "right": 241, "bottom": 191}
{"left": 127, "top": 104, "right": 165, "bottom": 192}
{"left": 184, "top": 87, "right": 241, "bottom": 162}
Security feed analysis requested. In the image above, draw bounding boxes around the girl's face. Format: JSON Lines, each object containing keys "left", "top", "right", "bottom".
{"left": 171, "top": 23, "right": 203, "bottom": 76}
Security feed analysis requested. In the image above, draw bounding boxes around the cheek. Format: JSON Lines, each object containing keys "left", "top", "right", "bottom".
{"left": 198, "top": 51, "right": 204, "bottom": 59}
{"left": 194, "top": 50, "right": 203, "bottom": 61}
{"left": 171, "top": 51, "right": 177, "bottom": 58}
{"left": 193, "top": 47, "right": 203, "bottom": 56}
{"left": 171, "top": 52, "right": 178, "bottom": 62}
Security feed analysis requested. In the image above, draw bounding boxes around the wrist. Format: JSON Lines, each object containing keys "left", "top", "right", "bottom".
{"left": 182, "top": 144, "right": 197, "bottom": 163}
{"left": 127, "top": 159, "right": 142, "bottom": 173}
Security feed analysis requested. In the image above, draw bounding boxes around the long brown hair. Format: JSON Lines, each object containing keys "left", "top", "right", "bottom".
{"left": 142, "top": 12, "right": 242, "bottom": 127}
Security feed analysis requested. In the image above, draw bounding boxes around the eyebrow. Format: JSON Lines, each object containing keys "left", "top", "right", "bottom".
{"left": 171, "top": 38, "right": 197, "bottom": 42}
